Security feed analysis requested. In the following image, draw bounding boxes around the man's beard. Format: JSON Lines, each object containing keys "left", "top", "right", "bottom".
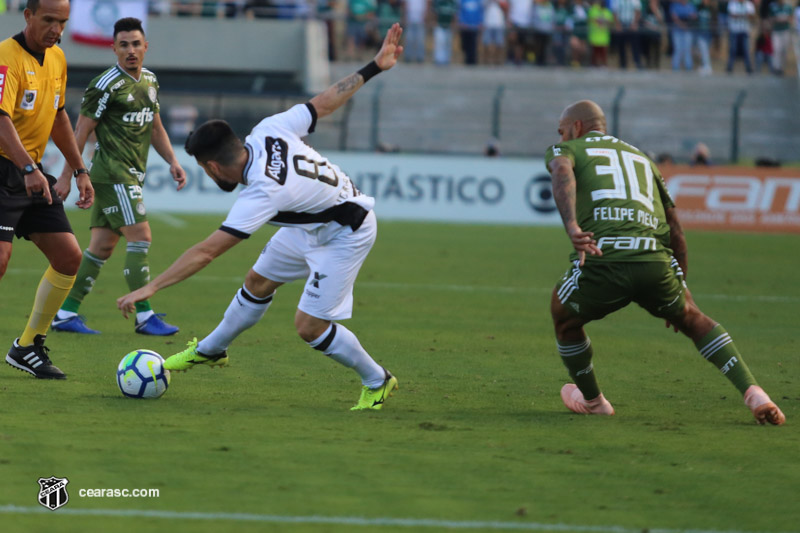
{"left": 216, "top": 179, "right": 238, "bottom": 192}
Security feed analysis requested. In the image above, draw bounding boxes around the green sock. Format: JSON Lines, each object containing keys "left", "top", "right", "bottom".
{"left": 695, "top": 324, "right": 757, "bottom": 394}
{"left": 558, "top": 337, "right": 601, "bottom": 400}
{"left": 60, "top": 250, "right": 106, "bottom": 313}
{"left": 124, "top": 241, "right": 153, "bottom": 314}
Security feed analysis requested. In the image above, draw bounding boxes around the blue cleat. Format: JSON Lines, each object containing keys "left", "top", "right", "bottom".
{"left": 135, "top": 313, "right": 179, "bottom": 336}
{"left": 51, "top": 315, "right": 101, "bottom": 334}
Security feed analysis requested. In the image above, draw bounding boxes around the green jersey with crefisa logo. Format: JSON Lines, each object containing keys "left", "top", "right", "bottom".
{"left": 545, "top": 131, "right": 675, "bottom": 263}
{"left": 80, "top": 64, "right": 160, "bottom": 185}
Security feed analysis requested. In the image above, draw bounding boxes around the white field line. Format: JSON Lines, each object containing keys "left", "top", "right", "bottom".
{"left": 0, "top": 505, "right": 788, "bottom": 533}
{"left": 149, "top": 213, "right": 188, "bottom": 228}
{"left": 5, "top": 270, "right": 798, "bottom": 304}
{"left": 196, "top": 278, "right": 800, "bottom": 304}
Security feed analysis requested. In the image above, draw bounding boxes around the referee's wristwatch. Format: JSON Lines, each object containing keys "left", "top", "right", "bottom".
{"left": 22, "top": 163, "right": 37, "bottom": 175}
{"left": 74, "top": 168, "right": 89, "bottom": 177}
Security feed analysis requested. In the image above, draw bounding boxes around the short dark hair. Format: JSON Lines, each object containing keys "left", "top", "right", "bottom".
{"left": 114, "top": 17, "right": 145, "bottom": 39}
{"left": 26, "top": 0, "right": 41, "bottom": 12}
{"left": 185, "top": 120, "right": 242, "bottom": 166}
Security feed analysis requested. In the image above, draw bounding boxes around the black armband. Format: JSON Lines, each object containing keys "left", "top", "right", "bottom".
{"left": 357, "top": 61, "right": 382, "bottom": 83}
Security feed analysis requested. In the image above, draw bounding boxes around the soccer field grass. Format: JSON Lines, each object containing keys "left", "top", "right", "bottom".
{"left": 1, "top": 210, "right": 798, "bottom": 533}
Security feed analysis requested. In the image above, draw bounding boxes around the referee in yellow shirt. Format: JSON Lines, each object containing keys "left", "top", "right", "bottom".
{"left": 0, "top": 0, "right": 94, "bottom": 379}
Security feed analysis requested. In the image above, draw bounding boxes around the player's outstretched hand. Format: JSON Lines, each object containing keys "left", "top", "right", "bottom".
{"left": 374, "top": 23, "right": 404, "bottom": 72}
{"left": 117, "top": 286, "right": 155, "bottom": 319}
{"left": 567, "top": 226, "right": 602, "bottom": 266}
{"left": 75, "top": 173, "right": 94, "bottom": 209}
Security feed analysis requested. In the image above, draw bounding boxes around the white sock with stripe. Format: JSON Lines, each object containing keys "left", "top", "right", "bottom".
{"left": 308, "top": 323, "right": 385, "bottom": 388}
{"left": 199, "top": 286, "right": 273, "bottom": 354}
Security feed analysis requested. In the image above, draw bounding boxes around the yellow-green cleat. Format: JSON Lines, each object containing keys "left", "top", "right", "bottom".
{"left": 163, "top": 338, "right": 229, "bottom": 372}
{"left": 351, "top": 371, "right": 398, "bottom": 411}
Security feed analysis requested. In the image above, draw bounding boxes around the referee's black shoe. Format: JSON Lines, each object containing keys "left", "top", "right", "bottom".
{"left": 6, "top": 335, "right": 66, "bottom": 379}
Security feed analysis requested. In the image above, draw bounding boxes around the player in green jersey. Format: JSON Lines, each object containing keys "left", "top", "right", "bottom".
{"left": 51, "top": 17, "right": 186, "bottom": 336}
{"left": 545, "top": 100, "right": 785, "bottom": 425}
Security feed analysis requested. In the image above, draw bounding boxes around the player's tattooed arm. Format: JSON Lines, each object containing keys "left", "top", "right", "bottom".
{"left": 336, "top": 74, "right": 361, "bottom": 94}
{"left": 309, "top": 73, "right": 365, "bottom": 120}
{"left": 310, "top": 24, "right": 403, "bottom": 120}
{"left": 549, "top": 156, "right": 601, "bottom": 265}
{"left": 665, "top": 206, "right": 688, "bottom": 278}
{"left": 550, "top": 158, "right": 578, "bottom": 230}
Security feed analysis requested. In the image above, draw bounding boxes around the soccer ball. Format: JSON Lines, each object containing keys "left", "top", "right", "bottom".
{"left": 116, "top": 349, "right": 170, "bottom": 399}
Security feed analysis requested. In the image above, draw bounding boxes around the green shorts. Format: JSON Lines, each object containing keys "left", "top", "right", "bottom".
{"left": 555, "top": 259, "right": 686, "bottom": 321}
{"left": 90, "top": 182, "right": 148, "bottom": 232}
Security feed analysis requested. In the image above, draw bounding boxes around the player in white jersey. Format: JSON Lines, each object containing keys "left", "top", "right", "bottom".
{"left": 117, "top": 23, "right": 404, "bottom": 411}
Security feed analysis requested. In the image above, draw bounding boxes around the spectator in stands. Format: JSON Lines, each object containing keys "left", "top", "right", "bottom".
{"left": 659, "top": 0, "right": 673, "bottom": 56}
{"left": 610, "top": 0, "right": 643, "bottom": 69}
{"left": 482, "top": 0, "right": 508, "bottom": 65}
{"left": 459, "top": 0, "right": 484, "bottom": 64}
{"left": 244, "top": 0, "right": 275, "bottom": 18}
{"left": 346, "top": 0, "right": 379, "bottom": 60}
{"left": 433, "top": 0, "right": 458, "bottom": 64}
{"left": 670, "top": 0, "right": 697, "bottom": 71}
{"left": 695, "top": 0, "right": 713, "bottom": 74}
{"left": 531, "top": 0, "right": 555, "bottom": 66}
{"left": 769, "top": 0, "right": 793, "bottom": 75}
{"left": 794, "top": 0, "right": 800, "bottom": 75}
{"left": 222, "top": 1, "right": 245, "bottom": 17}
{"left": 587, "top": 0, "right": 614, "bottom": 66}
{"left": 714, "top": 0, "right": 729, "bottom": 57}
{"left": 639, "top": 0, "right": 664, "bottom": 68}
{"left": 690, "top": 142, "right": 713, "bottom": 165}
{"left": 570, "top": 0, "right": 591, "bottom": 65}
{"left": 508, "top": 0, "right": 534, "bottom": 64}
{"left": 378, "top": 0, "right": 404, "bottom": 39}
{"left": 753, "top": 19, "right": 774, "bottom": 72}
{"left": 485, "top": 137, "right": 501, "bottom": 156}
{"left": 552, "top": 0, "right": 575, "bottom": 65}
{"left": 726, "top": 0, "right": 755, "bottom": 73}
{"left": 403, "top": 0, "right": 429, "bottom": 62}
{"left": 318, "top": 0, "right": 338, "bottom": 60}
{"left": 174, "top": 0, "right": 201, "bottom": 16}
{"left": 148, "top": 1, "right": 169, "bottom": 15}
{"left": 656, "top": 152, "right": 674, "bottom": 165}
{"left": 755, "top": 157, "right": 782, "bottom": 167}
{"left": 272, "top": 0, "right": 310, "bottom": 19}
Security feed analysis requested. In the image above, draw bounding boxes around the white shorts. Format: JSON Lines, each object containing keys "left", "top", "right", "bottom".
{"left": 252, "top": 211, "right": 377, "bottom": 321}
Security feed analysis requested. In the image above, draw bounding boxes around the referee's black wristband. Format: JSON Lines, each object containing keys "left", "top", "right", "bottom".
{"left": 357, "top": 61, "right": 382, "bottom": 83}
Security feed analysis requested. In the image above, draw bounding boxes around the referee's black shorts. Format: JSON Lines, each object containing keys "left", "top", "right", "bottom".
{"left": 0, "top": 155, "right": 73, "bottom": 243}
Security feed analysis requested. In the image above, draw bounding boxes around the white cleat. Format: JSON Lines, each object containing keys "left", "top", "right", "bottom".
{"left": 560, "top": 384, "right": 615, "bottom": 415}
{"left": 744, "top": 385, "right": 785, "bottom": 426}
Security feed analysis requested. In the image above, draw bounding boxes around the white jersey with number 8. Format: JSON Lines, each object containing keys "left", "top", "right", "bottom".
{"left": 221, "top": 103, "right": 375, "bottom": 239}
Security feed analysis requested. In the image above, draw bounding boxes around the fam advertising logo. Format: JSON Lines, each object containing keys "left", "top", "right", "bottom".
{"left": 38, "top": 476, "right": 70, "bottom": 511}
{"left": 664, "top": 168, "right": 800, "bottom": 233}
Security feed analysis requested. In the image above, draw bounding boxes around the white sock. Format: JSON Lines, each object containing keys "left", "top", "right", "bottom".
{"left": 199, "top": 286, "right": 273, "bottom": 354}
{"left": 55, "top": 310, "right": 77, "bottom": 320}
{"left": 308, "top": 322, "right": 385, "bottom": 388}
{"left": 136, "top": 310, "right": 155, "bottom": 323}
